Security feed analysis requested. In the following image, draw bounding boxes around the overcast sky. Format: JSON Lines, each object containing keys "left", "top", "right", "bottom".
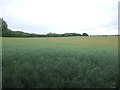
{"left": 0, "top": 0, "right": 119, "bottom": 35}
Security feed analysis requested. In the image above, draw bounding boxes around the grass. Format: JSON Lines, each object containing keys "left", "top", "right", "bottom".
{"left": 2, "top": 36, "right": 118, "bottom": 88}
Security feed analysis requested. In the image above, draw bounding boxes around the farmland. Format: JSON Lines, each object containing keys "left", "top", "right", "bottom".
{"left": 2, "top": 36, "right": 118, "bottom": 88}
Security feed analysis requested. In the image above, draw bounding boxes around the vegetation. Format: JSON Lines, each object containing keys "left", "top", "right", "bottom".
{"left": 0, "top": 18, "right": 89, "bottom": 37}
{"left": 83, "top": 33, "right": 89, "bottom": 36}
{"left": 2, "top": 36, "right": 118, "bottom": 88}
{"left": 1, "top": 18, "right": 118, "bottom": 88}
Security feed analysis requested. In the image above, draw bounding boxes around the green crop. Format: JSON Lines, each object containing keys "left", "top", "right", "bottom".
{"left": 2, "top": 36, "right": 118, "bottom": 88}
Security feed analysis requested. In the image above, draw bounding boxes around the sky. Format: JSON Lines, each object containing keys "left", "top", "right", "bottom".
{"left": 0, "top": 0, "right": 119, "bottom": 35}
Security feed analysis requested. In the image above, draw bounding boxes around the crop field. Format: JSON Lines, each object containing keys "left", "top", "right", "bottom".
{"left": 2, "top": 36, "right": 118, "bottom": 88}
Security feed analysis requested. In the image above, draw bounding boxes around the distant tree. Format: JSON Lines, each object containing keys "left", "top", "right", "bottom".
{"left": 82, "top": 33, "right": 89, "bottom": 36}
{"left": 1, "top": 18, "right": 90, "bottom": 37}
{"left": 61, "top": 34, "right": 65, "bottom": 37}
{"left": 0, "top": 18, "right": 8, "bottom": 31}
{"left": 47, "top": 32, "right": 58, "bottom": 37}
{"left": 0, "top": 18, "right": 8, "bottom": 37}
{"left": 75, "top": 33, "right": 82, "bottom": 36}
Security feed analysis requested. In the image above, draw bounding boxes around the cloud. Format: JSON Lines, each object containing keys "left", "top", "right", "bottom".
{"left": 0, "top": 0, "right": 119, "bottom": 35}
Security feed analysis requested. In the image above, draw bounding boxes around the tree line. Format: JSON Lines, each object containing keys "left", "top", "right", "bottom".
{"left": 0, "top": 18, "right": 89, "bottom": 37}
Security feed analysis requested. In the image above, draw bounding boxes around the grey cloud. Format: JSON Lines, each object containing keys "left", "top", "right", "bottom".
{"left": 100, "top": 18, "right": 117, "bottom": 30}
{"left": 10, "top": 23, "right": 62, "bottom": 34}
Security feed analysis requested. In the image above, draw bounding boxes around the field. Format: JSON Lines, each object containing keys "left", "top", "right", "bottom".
{"left": 2, "top": 36, "right": 118, "bottom": 88}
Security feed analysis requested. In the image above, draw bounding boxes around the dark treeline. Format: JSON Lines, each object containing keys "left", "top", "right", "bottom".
{"left": 1, "top": 18, "right": 89, "bottom": 37}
